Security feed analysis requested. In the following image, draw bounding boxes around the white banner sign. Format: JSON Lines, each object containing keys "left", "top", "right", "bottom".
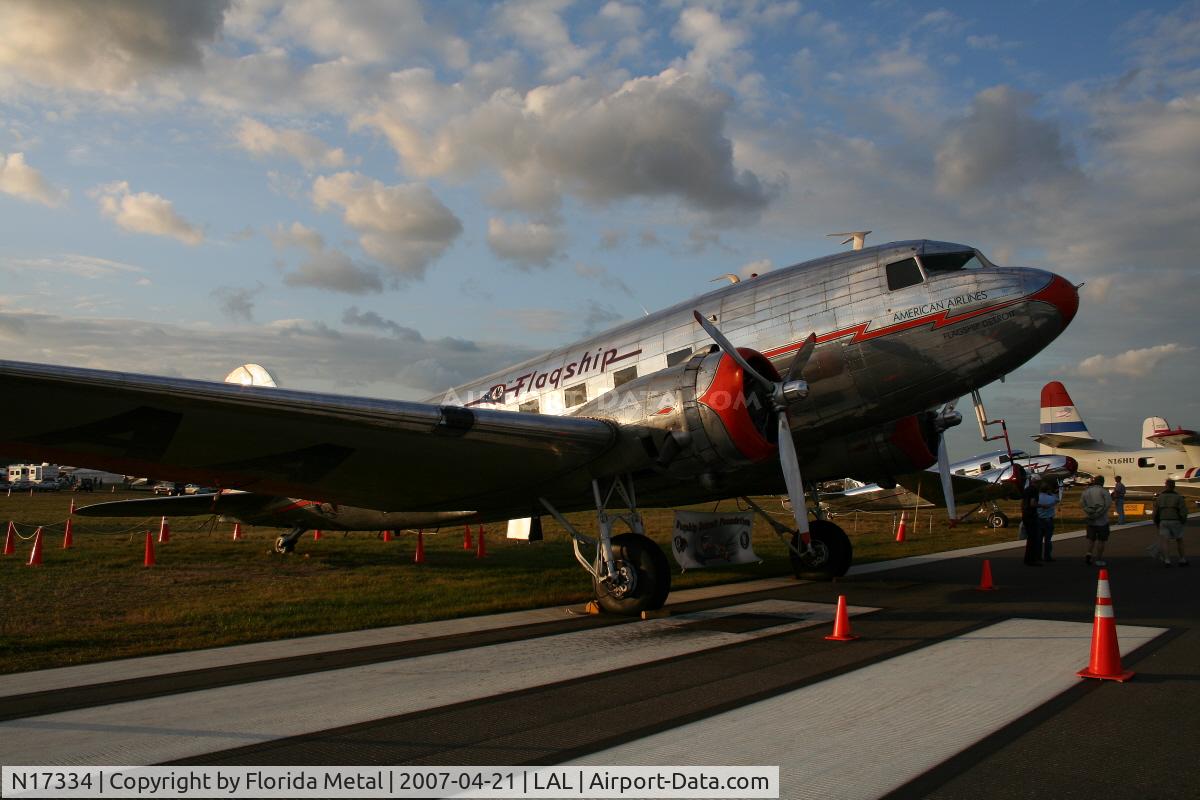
{"left": 671, "top": 511, "right": 758, "bottom": 569}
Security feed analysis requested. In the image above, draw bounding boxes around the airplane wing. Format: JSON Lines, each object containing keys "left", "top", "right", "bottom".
{"left": 894, "top": 470, "right": 999, "bottom": 506}
{"left": 0, "top": 360, "right": 645, "bottom": 518}
{"left": 73, "top": 491, "right": 282, "bottom": 519}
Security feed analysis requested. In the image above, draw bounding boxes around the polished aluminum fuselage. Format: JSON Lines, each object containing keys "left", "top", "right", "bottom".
{"left": 440, "top": 240, "right": 1071, "bottom": 456}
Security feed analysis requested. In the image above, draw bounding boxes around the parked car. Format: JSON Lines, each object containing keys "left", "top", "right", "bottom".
{"left": 183, "top": 484, "right": 215, "bottom": 495}
{"left": 152, "top": 483, "right": 175, "bottom": 496}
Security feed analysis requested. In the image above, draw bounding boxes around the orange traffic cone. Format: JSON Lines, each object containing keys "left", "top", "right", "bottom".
{"left": 895, "top": 511, "right": 907, "bottom": 543}
{"left": 62, "top": 517, "right": 74, "bottom": 549}
{"left": 312, "top": 529, "right": 322, "bottom": 541}
{"left": 825, "top": 595, "right": 858, "bottom": 641}
{"left": 143, "top": 531, "right": 155, "bottom": 567}
{"left": 382, "top": 529, "right": 393, "bottom": 542}
{"left": 157, "top": 516, "right": 170, "bottom": 543}
{"left": 414, "top": 530, "right": 425, "bottom": 564}
{"left": 976, "top": 559, "right": 997, "bottom": 591}
{"left": 1077, "top": 569, "right": 1134, "bottom": 682}
{"left": 476, "top": 524, "right": 487, "bottom": 559}
{"left": 463, "top": 524, "right": 473, "bottom": 550}
{"left": 3, "top": 521, "right": 15, "bottom": 555}
{"left": 232, "top": 522, "right": 242, "bottom": 541}
{"left": 27, "top": 526, "right": 44, "bottom": 566}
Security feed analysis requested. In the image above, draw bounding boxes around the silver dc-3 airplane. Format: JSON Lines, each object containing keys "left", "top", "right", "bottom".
{"left": 819, "top": 448, "right": 1078, "bottom": 529}
{"left": 0, "top": 239, "right": 1078, "bottom": 614}
{"left": 1035, "top": 381, "right": 1200, "bottom": 499}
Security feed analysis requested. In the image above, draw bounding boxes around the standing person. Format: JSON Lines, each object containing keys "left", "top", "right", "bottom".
{"left": 1152, "top": 479, "right": 1189, "bottom": 566}
{"left": 1037, "top": 478, "right": 1060, "bottom": 562}
{"left": 1112, "top": 476, "right": 1127, "bottom": 524}
{"left": 1081, "top": 475, "right": 1114, "bottom": 566}
{"left": 1021, "top": 472, "right": 1043, "bottom": 566}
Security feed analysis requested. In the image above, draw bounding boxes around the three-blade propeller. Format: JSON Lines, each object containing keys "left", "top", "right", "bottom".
{"left": 693, "top": 311, "right": 816, "bottom": 539}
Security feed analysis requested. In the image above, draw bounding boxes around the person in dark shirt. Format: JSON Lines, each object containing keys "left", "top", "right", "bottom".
{"left": 1022, "top": 473, "right": 1042, "bottom": 566}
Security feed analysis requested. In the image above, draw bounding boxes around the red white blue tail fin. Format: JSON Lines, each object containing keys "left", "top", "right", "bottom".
{"left": 1035, "top": 382, "right": 1097, "bottom": 452}
{"left": 1040, "top": 381, "right": 1092, "bottom": 438}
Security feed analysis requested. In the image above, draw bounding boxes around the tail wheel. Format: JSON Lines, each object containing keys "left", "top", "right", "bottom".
{"left": 593, "top": 533, "right": 672, "bottom": 615}
{"left": 790, "top": 519, "right": 852, "bottom": 580}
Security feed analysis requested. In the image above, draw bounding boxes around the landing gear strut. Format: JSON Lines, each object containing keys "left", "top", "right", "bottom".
{"left": 274, "top": 526, "right": 306, "bottom": 554}
{"left": 540, "top": 474, "right": 671, "bottom": 615}
{"left": 741, "top": 496, "right": 852, "bottom": 580}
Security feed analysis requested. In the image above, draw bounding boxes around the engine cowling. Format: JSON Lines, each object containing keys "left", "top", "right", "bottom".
{"left": 571, "top": 348, "right": 781, "bottom": 477}
{"left": 801, "top": 413, "right": 941, "bottom": 486}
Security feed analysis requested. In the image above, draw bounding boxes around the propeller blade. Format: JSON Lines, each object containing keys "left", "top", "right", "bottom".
{"left": 783, "top": 333, "right": 817, "bottom": 383}
{"left": 937, "top": 434, "right": 957, "bottom": 523}
{"left": 692, "top": 310, "right": 776, "bottom": 392}
{"left": 777, "top": 414, "right": 810, "bottom": 536}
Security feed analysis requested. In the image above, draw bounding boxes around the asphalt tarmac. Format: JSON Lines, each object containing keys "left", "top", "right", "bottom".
{"left": 2, "top": 518, "right": 1196, "bottom": 799}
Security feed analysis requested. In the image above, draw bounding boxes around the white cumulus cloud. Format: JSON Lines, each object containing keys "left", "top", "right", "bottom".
{"left": 235, "top": 118, "right": 349, "bottom": 169}
{"left": 311, "top": 172, "right": 462, "bottom": 281}
{"left": 1075, "top": 344, "right": 1194, "bottom": 379}
{"left": 0, "top": 152, "right": 68, "bottom": 206}
{"left": 487, "top": 218, "right": 565, "bottom": 268}
{"left": 91, "top": 181, "right": 204, "bottom": 245}
{"left": 357, "top": 69, "right": 773, "bottom": 220}
{"left": 0, "top": 0, "right": 228, "bottom": 94}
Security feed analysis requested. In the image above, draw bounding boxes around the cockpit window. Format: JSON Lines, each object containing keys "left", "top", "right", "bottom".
{"left": 886, "top": 258, "right": 923, "bottom": 291}
{"left": 921, "top": 251, "right": 986, "bottom": 272}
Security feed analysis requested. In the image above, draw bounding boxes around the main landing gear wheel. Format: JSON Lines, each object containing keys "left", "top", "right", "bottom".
{"left": 986, "top": 511, "right": 1009, "bottom": 529}
{"left": 790, "top": 519, "right": 852, "bottom": 580}
{"left": 593, "top": 532, "right": 672, "bottom": 615}
{"left": 274, "top": 526, "right": 306, "bottom": 554}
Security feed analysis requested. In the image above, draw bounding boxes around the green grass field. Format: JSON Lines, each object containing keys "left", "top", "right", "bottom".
{"left": 0, "top": 487, "right": 1066, "bottom": 674}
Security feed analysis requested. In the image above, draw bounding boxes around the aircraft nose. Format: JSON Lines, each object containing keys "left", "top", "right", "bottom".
{"left": 1030, "top": 273, "right": 1079, "bottom": 327}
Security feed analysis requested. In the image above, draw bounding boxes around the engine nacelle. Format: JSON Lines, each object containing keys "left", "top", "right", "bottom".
{"left": 572, "top": 348, "right": 780, "bottom": 477}
{"left": 802, "top": 413, "right": 941, "bottom": 486}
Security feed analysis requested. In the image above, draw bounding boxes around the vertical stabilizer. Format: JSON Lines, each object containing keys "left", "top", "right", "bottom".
{"left": 1143, "top": 417, "right": 1170, "bottom": 448}
{"left": 1038, "top": 381, "right": 1094, "bottom": 453}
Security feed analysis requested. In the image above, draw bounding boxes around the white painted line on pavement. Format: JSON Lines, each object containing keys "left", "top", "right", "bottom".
{"left": 576, "top": 618, "right": 1165, "bottom": 800}
{"left": 0, "top": 599, "right": 862, "bottom": 766}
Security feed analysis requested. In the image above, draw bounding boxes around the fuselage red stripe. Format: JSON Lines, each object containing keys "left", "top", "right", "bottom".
{"left": 763, "top": 293, "right": 1029, "bottom": 359}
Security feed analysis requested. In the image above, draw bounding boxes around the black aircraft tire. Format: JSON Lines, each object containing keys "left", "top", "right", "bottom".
{"left": 987, "top": 511, "right": 1009, "bottom": 529}
{"left": 593, "top": 533, "right": 672, "bottom": 615}
{"left": 790, "top": 519, "right": 852, "bottom": 580}
{"left": 274, "top": 536, "right": 295, "bottom": 554}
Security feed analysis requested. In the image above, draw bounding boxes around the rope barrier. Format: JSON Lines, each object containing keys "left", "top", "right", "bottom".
{"left": 6, "top": 518, "right": 167, "bottom": 538}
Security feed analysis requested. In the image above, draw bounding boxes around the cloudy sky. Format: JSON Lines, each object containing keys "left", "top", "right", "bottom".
{"left": 1, "top": 0, "right": 1197, "bottom": 458}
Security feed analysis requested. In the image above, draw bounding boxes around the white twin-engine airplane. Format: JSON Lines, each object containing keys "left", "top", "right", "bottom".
{"left": 1, "top": 240, "right": 1078, "bottom": 614}
{"left": 1034, "top": 381, "right": 1200, "bottom": 498}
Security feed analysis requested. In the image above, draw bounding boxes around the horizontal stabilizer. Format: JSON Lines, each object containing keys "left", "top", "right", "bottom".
{"left": 1145, "top": 428, "right": 1200, "bottom": 450}
{"left": 1033, "top": 433, "right": 1100, "bottom": 449}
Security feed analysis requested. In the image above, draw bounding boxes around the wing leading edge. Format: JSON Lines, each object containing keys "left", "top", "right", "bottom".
{"left": 0, "top": 360, "right": 645, "bottom": 517}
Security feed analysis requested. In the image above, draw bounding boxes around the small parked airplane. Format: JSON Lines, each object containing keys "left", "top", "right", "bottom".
{"left": 0, "top": 239, "right": 1078, "bottom": 613}
{"left": 1034, "top": 381, "right": 1200, "bottom": 498}
{"left": 819, "top": 448, "right": 1078, "bottom": 528}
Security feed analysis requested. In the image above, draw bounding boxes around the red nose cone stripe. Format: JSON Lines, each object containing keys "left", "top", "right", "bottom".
{"left": 1041, "top": 380, "right": 1074, "bottom": 409}
{"left": 1030, "top": 273, "right": 1079, "bottom": 327}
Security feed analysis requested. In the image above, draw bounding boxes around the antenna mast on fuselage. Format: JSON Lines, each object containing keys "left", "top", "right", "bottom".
{"left": 827, "top": 230, "right": 872, "bottom": 250}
